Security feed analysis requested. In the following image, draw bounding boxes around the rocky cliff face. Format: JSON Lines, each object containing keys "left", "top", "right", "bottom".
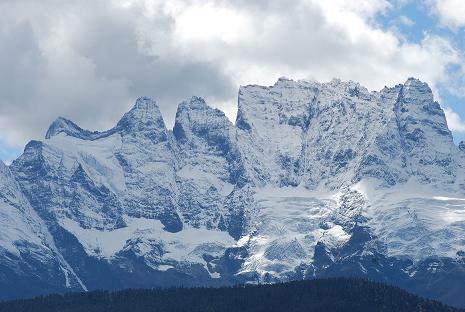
{"left": 2, "top": 77, "right": 465, "bottom": 307}
{"left": 0, "top": 160, "right": 86, "bottom": 297}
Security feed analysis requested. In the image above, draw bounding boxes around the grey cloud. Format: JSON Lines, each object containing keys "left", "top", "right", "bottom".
{"left": 70, "top": 2, "right": 235, "bottom": 124}
{"left": 0, "top": 22, "right": 44, "bottom": 107}
{"left": 0, "top": 0, "right": 236, "bottom": 145}
{"left": 1, "top": 0, "right": 464, "bottom": 149}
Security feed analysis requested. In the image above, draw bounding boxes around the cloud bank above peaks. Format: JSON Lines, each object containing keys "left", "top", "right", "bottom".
{"left": 1, "top": 0, "right": 465, "bottom": 152}
{"left": 433, "top": 0, "right": 465, "bottom": 29}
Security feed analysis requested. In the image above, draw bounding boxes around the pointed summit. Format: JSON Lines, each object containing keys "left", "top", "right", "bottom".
{"left": 404, "top": 77, "right": 426, "bottom": 87}
{"left": 131, "top": 96, "right": 160, "bottom": 112}
{"left": 176, "top": 96, "right": 208, "bottom": 112}
{"left": 117, "top": 97, "right": 164, "bottom": 128}
{"left": 116, "top": 96, "right": 168, "bottom": 142}
{"left": 402, "top": 77, "right": 434, "bottom": 102}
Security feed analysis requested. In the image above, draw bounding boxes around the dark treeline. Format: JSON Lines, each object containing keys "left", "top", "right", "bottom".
{"left": 0, "top": 278, "right": 461, "bottom": 312}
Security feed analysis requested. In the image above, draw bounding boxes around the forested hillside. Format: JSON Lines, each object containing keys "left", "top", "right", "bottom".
{"left": 0, "top": 278, "right": 461, "bottom": 312}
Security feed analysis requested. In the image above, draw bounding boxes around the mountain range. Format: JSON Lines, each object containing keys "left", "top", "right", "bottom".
{"left": 1, "top": 77, "right": 465, "bottom": 307}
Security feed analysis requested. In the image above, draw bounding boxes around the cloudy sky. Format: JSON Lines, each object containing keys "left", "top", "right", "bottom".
{"left": 1, "top": 0, "right": 465, "bottom": 163}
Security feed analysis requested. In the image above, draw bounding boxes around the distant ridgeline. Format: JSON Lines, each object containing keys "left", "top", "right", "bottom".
{"left": 0, "top": 279, "right": 461, "bottom": 312}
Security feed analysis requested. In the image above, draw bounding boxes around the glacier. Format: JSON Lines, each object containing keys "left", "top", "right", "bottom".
{"left": 2, "top": 77, "right": 465, "bottom": 306}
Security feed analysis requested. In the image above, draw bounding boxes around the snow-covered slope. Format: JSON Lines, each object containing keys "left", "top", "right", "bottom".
{"left": 0, "top": 160, "right": 86, "bottom": 297}
{"left": 2, "top": 77, "right": 465, "bottom": 307}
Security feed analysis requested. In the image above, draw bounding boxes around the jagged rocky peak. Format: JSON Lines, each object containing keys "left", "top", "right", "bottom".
{"left": 395, "top": 78, "right": 454, "bottom": 183}
{"left": 116, "top": 96, "right": 169, "bottom": 143}
{"left": 236, "top": 76, "right": 375, "bottom": 134}
{"left": 175, "top": 96, "right": 228, "bottom": 120}
{"left": 236, "top": 78, "right": 318, "bottom": 131}
{"left": 273, "top": 76, "right": 305, "bottom": 88}
{"left": 397, "top": 78, "right": 449, "bottom": 132}
{"left": 117, "top": 97, "right": 164, "bottom": 127}
{"left": 45, "top": 117, "right": 100, "bottom": 140}
{"left": 177, "top": 95, "right": 209, "bottom": 111}
{"left": 402, "top": 77, "right": 434, "bottom": 101}
{"left": 272, "top": 76, "right": 371, "bottom": 98}
{"left": 117, "top": 96, "right": 163, "bottom": 125}
{"left": 173, "top": 96, "right": 233, "bottom": 146}
{"left": 17, "top": 140, "right": 44, "bottom": 160}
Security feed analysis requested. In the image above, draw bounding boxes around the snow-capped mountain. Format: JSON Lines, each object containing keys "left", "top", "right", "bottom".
{"left": 2, "top": 77, "right": 465, "bottom": 307}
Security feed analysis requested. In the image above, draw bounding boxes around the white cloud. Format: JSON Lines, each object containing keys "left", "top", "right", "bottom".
{"left": 140, "top": 0, "right": 464, "bottom": 95}
{"left": 433, "top": 0, "right": 465, "bottom": 29}
{"left": 173, "top": 2, "right": 252, "bottom": 44}
{"left": 444, "top": 107, "right": 465, "bottom": 133}
{"left": 398, "top": 15, "right": 415, "bottom": 26}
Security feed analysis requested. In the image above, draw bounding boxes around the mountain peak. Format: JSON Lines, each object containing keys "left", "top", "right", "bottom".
{"left": 46, "top": 116, "right": 75, "bottom": 139}
{"left": 45, "top": 116, "right": 99, "bottom": 140}
{"left": 132, "top": 96, "right": 159, "bottom": 111}
{"left": 403, "top": 77, "right": 429, "bottom": 91}
{"left": 173, "top": 96, "right": 231, "bottom": 145}
{"left": 404, "top": 76, "right": 424, "bottom": 85}
{"left": 117, "top": 97, "right": 164, "bottom": 126}
{"left": 116, "top": 96, "right": 168, "bottom": 142}
{"left": 400, "top": 78, "right": 435, "bottom": 105}
{"left": 177, "top": 96, "right": 208, "bottom": 112}
{"left": 275, "top": 76, "right": 293, "bottom": 84}
{"left": 118, "top": 97, "right": 163, "bottom": 123}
